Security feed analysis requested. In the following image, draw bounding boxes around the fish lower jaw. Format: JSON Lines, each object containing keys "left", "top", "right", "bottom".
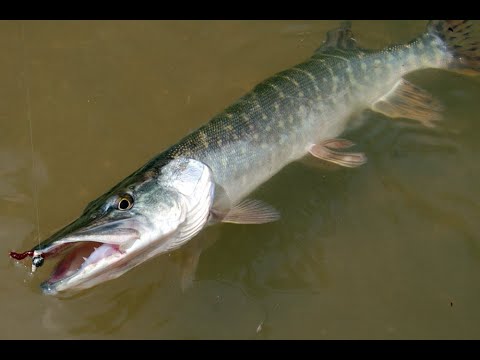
{"left": 40, "top": 242, "right": 126, "bottom": 293}
{"left": 79, "top": 251, "right": 124, "bottom": 273}
{"left": 42, "top": 251, "right": 125, "bottom": 295}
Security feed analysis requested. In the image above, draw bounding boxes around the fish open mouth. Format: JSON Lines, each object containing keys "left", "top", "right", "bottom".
{"left": 40, "top": 241, "right": 122, "bottom": 287}
{"left": 8, "top": 223, "right": 142, "bottom": 294}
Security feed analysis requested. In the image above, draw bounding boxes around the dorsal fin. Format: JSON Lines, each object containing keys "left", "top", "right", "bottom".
{"left": 315, "top": 21, "right": 358, "bottom": 54}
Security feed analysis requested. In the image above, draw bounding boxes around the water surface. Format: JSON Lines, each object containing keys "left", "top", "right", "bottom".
{"left": 1, "top": 20, "right": 480, "bottom": 339}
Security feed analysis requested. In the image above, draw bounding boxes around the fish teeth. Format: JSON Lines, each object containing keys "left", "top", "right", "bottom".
{"left": 82, "top": 257, "right": 87, "bottom": 261}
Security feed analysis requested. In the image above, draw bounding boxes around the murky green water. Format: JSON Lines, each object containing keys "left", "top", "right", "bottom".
{"left": 1, "top": 20, "right": 480, "bottom": 339}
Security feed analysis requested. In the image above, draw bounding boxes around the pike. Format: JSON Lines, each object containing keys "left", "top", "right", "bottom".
{"left": 10, "top": 20, "right": 480, "bottom": 295}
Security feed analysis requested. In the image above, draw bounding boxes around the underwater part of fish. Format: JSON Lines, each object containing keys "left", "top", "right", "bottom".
{"left": 10, "top": 20, "right": 480, "bottom": 295}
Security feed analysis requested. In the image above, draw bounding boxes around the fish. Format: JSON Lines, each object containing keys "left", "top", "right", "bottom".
{"left": 10, "top": 20, "right": 480, "bottom": 295}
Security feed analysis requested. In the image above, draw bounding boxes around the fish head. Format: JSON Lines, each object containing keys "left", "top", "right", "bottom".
{"left": 31, "top": 158, "right": 215, "bottom": 295}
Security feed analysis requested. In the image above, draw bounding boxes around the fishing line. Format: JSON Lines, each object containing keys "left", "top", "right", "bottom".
{"left": 21, "top": 22, "right": 41, "bottom": 248}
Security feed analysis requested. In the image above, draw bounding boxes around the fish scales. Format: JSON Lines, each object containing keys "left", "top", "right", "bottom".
{"left": 154, "top": 31, "right": 449, "bottom": 204}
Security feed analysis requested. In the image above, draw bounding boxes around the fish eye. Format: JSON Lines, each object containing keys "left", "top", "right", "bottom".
{"left": 117, "top": 194, "right": 134, "bottom": 211}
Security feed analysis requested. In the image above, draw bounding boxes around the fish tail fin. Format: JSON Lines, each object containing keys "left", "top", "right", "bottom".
{"left": 427, "top": 20, "right": 480, "bottom": 75}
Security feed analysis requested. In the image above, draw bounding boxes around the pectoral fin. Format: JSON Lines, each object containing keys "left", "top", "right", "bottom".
{"left": 179, "top": 246, "right": 201, "bottom": 292}
{"left": 308, "top": 139, "right": 367, "bottom": 168}
{"left": 371, "top": 79, "right": 444, "bottom": 128}
{"left": 212, "top": 198, "right": 280, "bottom": 224}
